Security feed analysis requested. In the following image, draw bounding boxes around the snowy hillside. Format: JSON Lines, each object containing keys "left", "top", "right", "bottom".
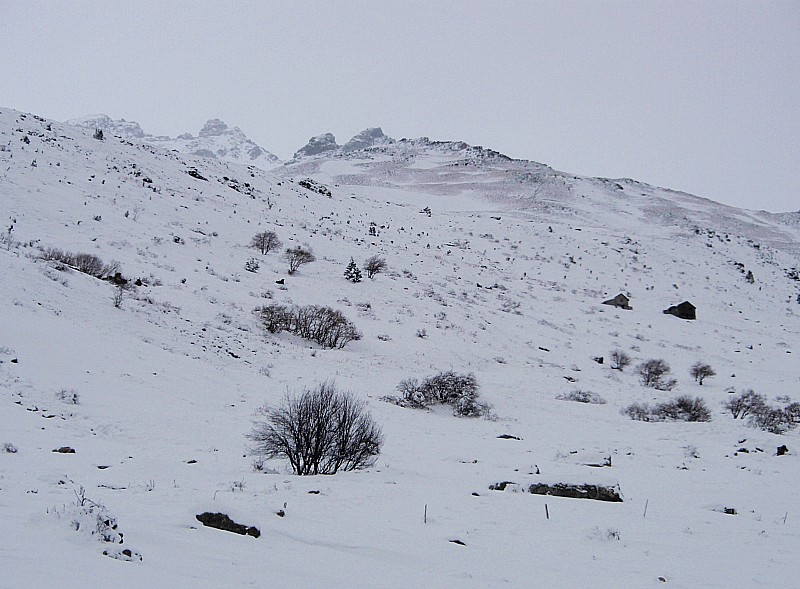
{"left": 68, "top": 114, "right": 281, "bottom": 169}
{"left": 2, "top": 106, "right": 800, "bottom": 588}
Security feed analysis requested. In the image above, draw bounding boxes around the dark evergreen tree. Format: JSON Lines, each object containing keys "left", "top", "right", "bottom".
{"left": 344, "top": 257, "right": 362, "bottom": 283}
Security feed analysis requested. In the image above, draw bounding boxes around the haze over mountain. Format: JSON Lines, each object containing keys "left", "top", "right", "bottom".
{"left": 2, "top": 106, "right": 800, "bottom": 588}
{"left": 69, "top": 114, "right": 282, "bottom": 169}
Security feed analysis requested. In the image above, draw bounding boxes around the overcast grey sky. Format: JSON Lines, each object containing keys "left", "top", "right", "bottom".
{"left": 1, "top": 1, "right": 797, "bottom": 212}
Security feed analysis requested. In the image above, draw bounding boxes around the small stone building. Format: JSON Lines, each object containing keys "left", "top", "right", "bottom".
{"left": 663, "top": 301, "right": 696, "bottom": 320}
{"left": 602, "top": 293, "right": 632, "bottom": 310}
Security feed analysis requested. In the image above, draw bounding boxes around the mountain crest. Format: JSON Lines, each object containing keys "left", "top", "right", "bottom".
{"left": 68, "top": 115, "right": 280, "bottom": 167}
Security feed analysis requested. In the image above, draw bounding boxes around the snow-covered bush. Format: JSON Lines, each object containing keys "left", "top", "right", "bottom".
{"left": 556, "top": 390, "right": 607, "bottom": 404}
{"left": 39, "top": 247, "right": 120, "bottom": 279}
{"left": 254, "top": 304, "right": 361, "bottom": 349}
{"left": 250, "top": 230, "right": 281, "bottom": 254}
{"left": 623, "top": 402, "right": 651, "bottom": 421}
{"left": 727, "top": 391, "right": 800, "bottom": 434}
{"left": 2, "top": 442, "right": 18, "bottom": 453}
{"left": 284, "top": 245, "right": 315, "bottom": 274}
{"left": 609, "top": 349, "right": 632, "bottom": 371}
{"left": 624, "top": 396, "right": 711, "bottom": 422}
{"left": 724, "top": 389, "right": 767, "bottom": 420}
{"left": 385, "top": 371, "right": 491, "bottom": 417}
{"left": 636, "top": 359, "right": 677, "bottom": 390}
{"left": 363, "top": 255, "right": 387, "bottom": 279}
{"left": 244, "top": 257, "right": 259, "bottom": 273}
{"left": 56, "top": 388, "right": 80, "bottom": 405}
{"left": 690, "top": 362, "right": 716, "bottom": 385}
{"left": 248, "top": 382, "right": 383, "bottom": 475}
{"left": 652, "top": 395, "right": 711, "bottom": 422}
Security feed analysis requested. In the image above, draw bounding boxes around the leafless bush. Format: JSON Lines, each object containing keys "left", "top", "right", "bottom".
{"left": 690, "top": 362, "right": 716, "bottom": 385}
{"left": 254, "top": 304, "right": 361, "bottom": 349}
{"left": 250, "top": 231, "right": 282, "bottom": 254}
{"left": 385, "top": 371, "right": 491, "bottom": 417}
{"left": 636, "top": 359, "right": 677, "bottom": 390}
{"left": 248, "top": 382, "right": 383, "bottom": 475}
{"left": 624, "top": 396, "right": 711, "bottom": 422}
{"left": 724, "top": 389, "right": 767, "bottom": 419}
{"left": 653, "top": 396, "right": 711, "bottom": 422}
{"left": 609, "top": 349, "right": 631, "bottom": 371}
{"left": 73, "top": 253, "right": 105, "bottom": 276}
{"left": 56, "top": 389, "right": 80, "bottom": 405}
{"left": 623, "top": 402, "right": 652, "bottom": 421}
{"left": 284, "top": 246, "right": 315, "bottom": 274}
{"left": 556, "top": 390, "right": 607, "bottom": 404}
{"left": 363, "top": 255, "right": 387, "bottom": 279}
{"left": 40, "top": 247, "right": 120, "bottom": 279}
{"left": 726, "top": 390, "right": 800, "bottom": 434}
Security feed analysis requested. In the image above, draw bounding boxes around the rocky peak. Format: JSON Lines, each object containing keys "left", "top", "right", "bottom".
{"left": 293, "top": 133, "right": 340, "bottom": 159}
{"left": 342, "top": 127, "right": 394, "bottom": 153}
{"left": 67, "top": 114, "right": 145, "bottom": 139}
{"left": 199, "top": 119, "right": 231, "bottom": 138}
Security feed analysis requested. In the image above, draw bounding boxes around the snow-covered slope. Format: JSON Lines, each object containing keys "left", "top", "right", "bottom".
{"left": 2, "top": 106, "right": 800, "bottom": 588}
{"left": 68, "top": 114, "right": 281, "bottom": 169}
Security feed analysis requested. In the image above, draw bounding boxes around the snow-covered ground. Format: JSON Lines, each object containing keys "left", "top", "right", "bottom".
{"left": 1, "top": 106, "right": 799, "bottom": 588}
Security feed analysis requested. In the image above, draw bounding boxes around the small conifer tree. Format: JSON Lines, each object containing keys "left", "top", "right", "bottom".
{"left": 344, "top": 257, "right": 362, "bottom": 283}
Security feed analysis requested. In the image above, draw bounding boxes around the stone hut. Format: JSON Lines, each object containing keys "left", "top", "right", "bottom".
{"left": 663, "top": 301, "right": 696, "bottom": 320}
{"left": 602, "top": 293, "right": 632, "bottom": 310}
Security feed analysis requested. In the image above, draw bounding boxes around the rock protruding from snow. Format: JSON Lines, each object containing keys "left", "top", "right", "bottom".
{"left": 293, "top": 133, "right": 340, "bottom": 159}
{"left": 68, "top": 115, "right": 281, "bottom": 168}
{"left": 196, "top": 512, "right": 260, "bottom": 538}
{"left": 342, "top": 127, "right": 394, "bottom": 153}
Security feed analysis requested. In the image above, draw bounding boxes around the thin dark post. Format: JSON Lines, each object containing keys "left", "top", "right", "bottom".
{"left": 643, "top": 499, "right": 649, "bottom": 518}
{"left": 424, "top": 504, "right": 427, "bottom": 524}
{"left": 545, "top": 503, "right": 549, "bottom": 520}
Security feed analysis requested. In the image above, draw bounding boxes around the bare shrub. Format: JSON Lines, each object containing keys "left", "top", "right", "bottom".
{"left": 40, "top": 248, "right": 120, "bottom": 279}
{"left": 724, "top": 389, "right": 767, "bottom": 419}
{"left": 748, "top": 407, "right": 792, "bottom": 434}
{"left": 609, "top": 349, "right": 631, "bottom": 371}
{"left": 255, "top": 304, "right": 361, "bottom": 349}
{"left": 556, "top": 390, "right": 607, "bottom": 404}
{"left": 363, "top": 255, "right": 387, "bottom": 279}
{"left": 248, "top": 382, "right": 383, "bottom": 475}
{"left": 624, "top": 396, "right": 711, "bottom": 422}
{"left": 284, "top": 246, "right": 315, "bottom": 274}
{"left": 250, "top": 231, "right": 282, "bottom": 255}
{"left": 727, "top": 391, "right": 800, "bottom": 434}
{"left": 623, "top": 402, "right": 651, "bottom": 421}
{"left": 636, "top": 359, "right": 677, "bottom": 390}
{"left": 73, "top": 253, "right": 105, "bottom": 276}
{"left": 56, "top": 389, "right": 80, "bottom": 405}
{"left": 385, "top": 371, "right": 491, "bottom": 417}
{"left": 652, "top": 395, "right": 711, "bottom": 422}
{"left": 690, "top": 362, "right": 716, "bottom": 385}
{"left": 244, "top": 258, "right": 260, "bottom": 273}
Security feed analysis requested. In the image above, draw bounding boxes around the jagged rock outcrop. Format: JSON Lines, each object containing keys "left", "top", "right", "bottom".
{"left": 342, "top": 127, "right": 394, "bottom": 152}
{"left": 68, "top": 115, "right": 280, "bottom": 168}
{"left": 293, "top": 133, "right": 339, "bottom": 159}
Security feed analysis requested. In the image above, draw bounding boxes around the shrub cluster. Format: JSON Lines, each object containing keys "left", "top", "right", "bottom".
{"left": 636, "top": 359, "right": 677, "bottom": 391}
{"left": 556, "top": 390, "right": 607, "bottom": 404}
{"left": 248, "top": 382, "right": 383, "bottom": 475}
{"left": 624, "top": 395, "right": 711, "bottom": 422}
{"left": 724, "top": 389, "right": 799, "bottom": 434}
{"left": 385, "top": 371, "right": 491, "bottom": 417}
{"left": 255, "top": 304, "right": 361, "bottom": 349}
{"left": 40, "top": 248, "right": 120, "bottom": 279}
